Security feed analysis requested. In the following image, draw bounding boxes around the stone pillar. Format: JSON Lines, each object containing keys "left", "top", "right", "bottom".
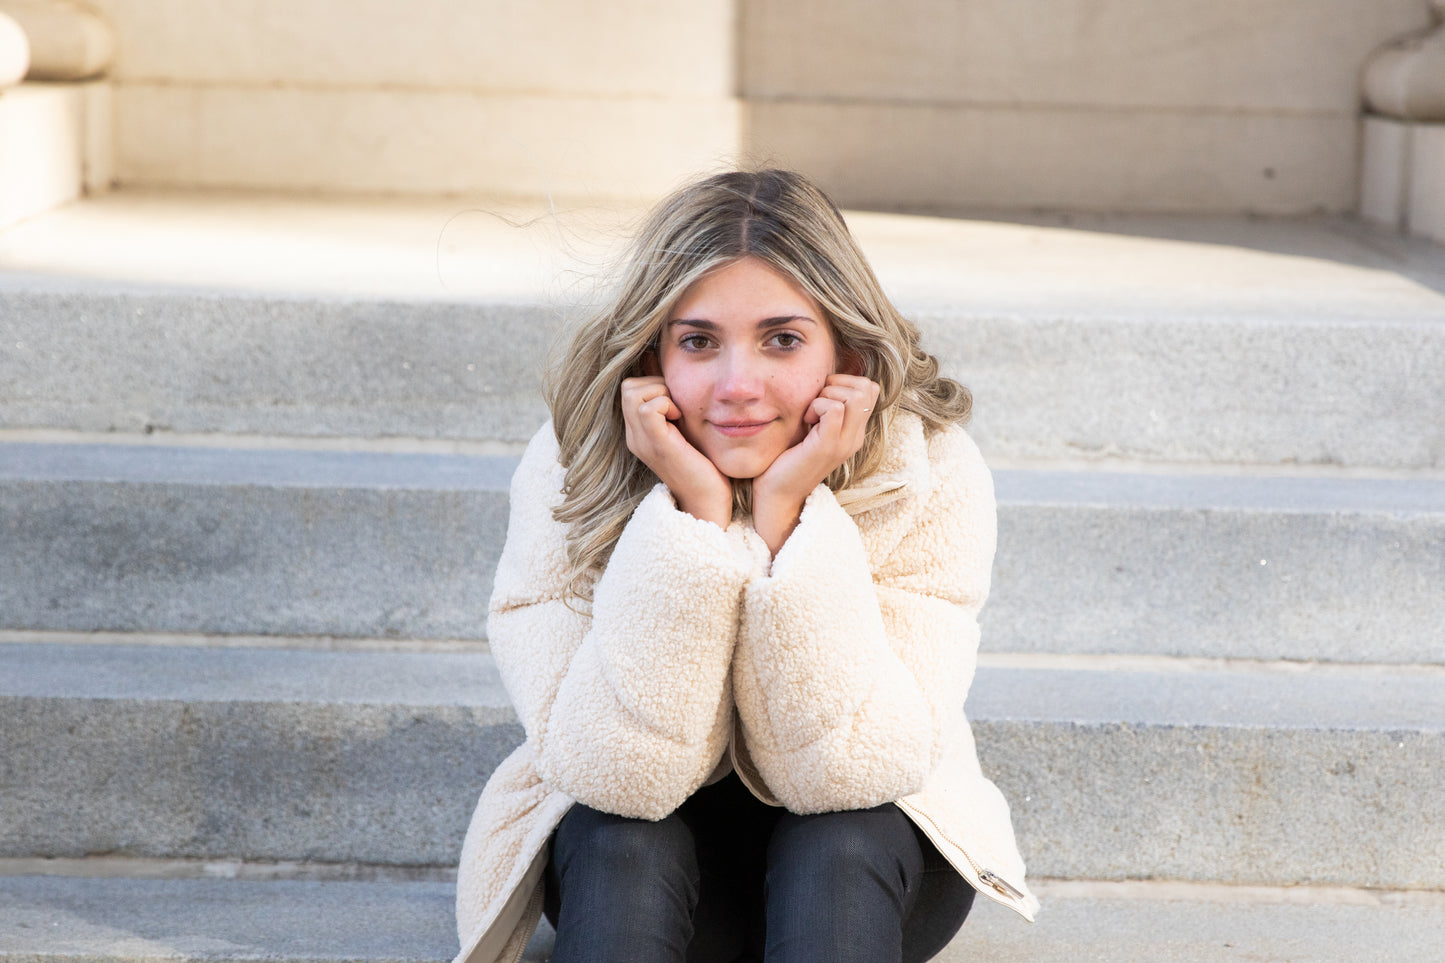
{"left": 0, "top": 12, "right": 28, "bottom": 88}
{"left": 0, "top": 0, "right": 112, "bottom": 81}
{"left": 1360, "top": 0, "right": 1445, "bottom": 243}
{"left": 0, "top": 0, "right": 113, "bottom": 230}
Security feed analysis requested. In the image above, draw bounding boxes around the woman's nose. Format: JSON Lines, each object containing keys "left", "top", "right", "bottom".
{"left": 713, "top": 352, "right": 764, "bottom": 401}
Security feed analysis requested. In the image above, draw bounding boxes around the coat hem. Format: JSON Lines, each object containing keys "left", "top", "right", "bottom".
{"left": 454, "top": 844, "right": 550, "bottom": 963}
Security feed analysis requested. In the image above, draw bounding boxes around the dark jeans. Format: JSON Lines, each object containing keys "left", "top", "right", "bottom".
{"left": 544, "top": 773, "right": 974, "bottom": 963}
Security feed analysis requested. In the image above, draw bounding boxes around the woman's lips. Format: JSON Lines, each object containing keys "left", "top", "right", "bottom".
{"left": 710, "top": 420, "right": 772, "bottom": 437}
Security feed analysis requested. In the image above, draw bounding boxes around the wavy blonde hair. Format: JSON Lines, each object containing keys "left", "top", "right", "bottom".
{"left": 546, "top": 169, "right": 971, "bottom": 599}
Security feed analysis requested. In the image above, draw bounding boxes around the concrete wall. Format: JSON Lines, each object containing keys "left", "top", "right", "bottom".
{"left": 89, "top": 0, "right": 740, "bottom": 198}
{"left": 740, "top": 0, "right": 1433, "bottom": 213}
{"left": 85, "top": 0, "right": 1437, "bottom": 212}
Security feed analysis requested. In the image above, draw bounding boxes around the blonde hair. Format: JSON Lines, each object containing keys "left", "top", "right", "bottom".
{"left": 545, "top": 169, "right": 971, "bottom": 599}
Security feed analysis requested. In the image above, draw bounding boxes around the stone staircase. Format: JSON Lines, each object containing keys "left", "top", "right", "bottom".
{"left": 2, "top": 192, "right": 1444, "bottom": 962}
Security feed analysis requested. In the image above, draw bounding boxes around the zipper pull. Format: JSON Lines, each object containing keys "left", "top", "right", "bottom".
{"left": 978, "top": 870, "right": 1026, "bottom": 901}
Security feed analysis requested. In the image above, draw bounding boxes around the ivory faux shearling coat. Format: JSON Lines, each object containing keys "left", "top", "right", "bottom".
{"left": 454, "top": 410, "right": 1039, "bottom": 963}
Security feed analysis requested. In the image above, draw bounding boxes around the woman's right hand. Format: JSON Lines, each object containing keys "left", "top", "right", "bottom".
{"left": 621, "top": 376, "right": 733, "bottom": 528}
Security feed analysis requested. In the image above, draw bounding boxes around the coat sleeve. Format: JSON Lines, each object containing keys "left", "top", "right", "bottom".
{"left": 487, "top": 426, "right": 768, "bottom": 820}
{"left": 732, "top": 427, "right": 995, "bottom": 813}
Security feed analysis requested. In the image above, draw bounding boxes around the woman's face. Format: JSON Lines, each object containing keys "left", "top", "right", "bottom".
{"left": 658, "top": 257, "right": 839, "bottom": 480}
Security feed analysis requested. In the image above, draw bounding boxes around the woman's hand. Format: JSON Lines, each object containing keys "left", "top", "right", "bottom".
{"left": 752, "top": 374, "right": 881, "bottom": 555}
{"left": 621, "top": 376, "right": 733, "bottom": 528}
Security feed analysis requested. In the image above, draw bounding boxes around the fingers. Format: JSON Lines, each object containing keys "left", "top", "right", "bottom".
{"left": 619, "top": 379, "right": 732, "bottom": 525}
{"left": 812, "top": 375, "right": 879, "bottom": 440}
{"left": 620, "top": 375, "right": 667, "bottom": 407}
{"left": 818, "top": 374, "right": 881, "bottom": 412}
{"left": 621, "top": 377, "right": 680, "bottom": 421}
{"left": 751, "top": 375, "right": 882, "bottom": 529}
{"left": 808, "top": 395, "right": 846, "bottom": 430}
{"left": 619, "top": 377, "right": 697, "bottom": 470}
{"left": 823, "top": 373, "right": 876, "bottom": 391}
{"left": 639, "top": 394, "right": 679, "bottom": 420}
{"left": 620, "top": 377, "right": 671, "bottom": 457}
{"left": 790, "top": 375, "right": 880, "bottom": 480}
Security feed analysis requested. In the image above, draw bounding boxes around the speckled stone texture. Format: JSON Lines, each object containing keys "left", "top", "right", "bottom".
{"left": 3, "top": 446, "right": 1441, "bottom": 661}
{"left": 5, "top": 290, "right": 1444, "bottom": 469}
{"left": 3, "top": 646, "right": 1441, "bottom": 889}
{"left": 2, "top": 875, "right": 1443, "bottom": 963}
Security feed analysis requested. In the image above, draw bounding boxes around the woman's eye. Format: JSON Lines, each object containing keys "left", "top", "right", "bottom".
{"left": 771, "top": 333, "right": 802, "bottom": 349}
{"left": 679, "top": 333, "right": 712, "bottom": 351}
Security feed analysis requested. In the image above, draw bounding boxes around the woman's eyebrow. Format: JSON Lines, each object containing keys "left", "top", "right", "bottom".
{"left": 667, "top": 316, "right": 818, "bottom": 329}
{"left": 758, "top": 315, "right": 818, "bottom": 329}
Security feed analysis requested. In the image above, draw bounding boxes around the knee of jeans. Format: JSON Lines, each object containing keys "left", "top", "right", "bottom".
{"left": 768, "top": 806, "right": 918, "bottom": 882}
{"left": 554, "top": 805, "right": 698, "bottom": 881}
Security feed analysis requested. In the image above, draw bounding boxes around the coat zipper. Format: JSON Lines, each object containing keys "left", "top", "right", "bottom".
{"left": 895, "top": 799, "right": 1030, "bottom": 910}
{"left": 728, "top": 718, "right": 782, "bottom": 807}
{"left": 727, "top": 727, "right": 1029, "bottom": 911}
{"left": 502, "top": 880, "right": 545, "bottom": 963}
{"left": 978, "top": 869, "right": 1027, "bottom": 902}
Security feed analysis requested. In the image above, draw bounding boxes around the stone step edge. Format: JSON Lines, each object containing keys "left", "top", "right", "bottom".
{"left": 0, "top": 628, "right": 487, "bottom": 655}
{"left": 10, "top": 428, "right": 1445, "bottom": 483}
{"left": 0, "top": 857, "right": 454, "bottom": 884}
{"left": 3, "top": 644, "right": 1442, "bottom": 732}
{"left": 5, "top": 250, "right": 1445, "bottom": 328}
{"left": 5, "top": 441, "right": 1442, "bottom": 514}
{"left": 3, "top": 857, "right": 1441, "bottom": 906}
{"left": 3, "top": 872, "right": 1444, "bottom": 963}
{"left": 7, "top": 251, "right": 1445, "bottom": 303}
{"left": 0, "top": 428, "right": 527, "bottom": 458}
{"left": 6, "top": 631, "right": 1445, "bottom": 678}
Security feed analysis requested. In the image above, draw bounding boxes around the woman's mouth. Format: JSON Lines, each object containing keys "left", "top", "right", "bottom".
{"left": 711, "top": 420, "right": 772, "bottom": 438}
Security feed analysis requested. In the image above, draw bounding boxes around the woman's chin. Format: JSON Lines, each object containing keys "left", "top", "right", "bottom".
{"left": 709, "top": 453, "right": 773, "bottom": 482}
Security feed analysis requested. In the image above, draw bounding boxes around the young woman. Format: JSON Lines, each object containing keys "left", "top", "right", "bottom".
{"left": 454, "top": 169, "right": 1038, "bottom": 963}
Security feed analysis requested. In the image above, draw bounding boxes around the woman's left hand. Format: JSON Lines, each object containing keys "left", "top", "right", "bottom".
{"left": 752, "top": 374, "right": 881, "bottom": 555}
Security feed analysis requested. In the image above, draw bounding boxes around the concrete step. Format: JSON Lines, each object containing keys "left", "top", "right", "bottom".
{"left": 0, "top": 873, "right": 472, "bottom": 963}
{"left": 989, "top": 467, "right": 1445, "bottom": 663}
{"left": 0, "top": 643, "right": 516, "bottom": 868}
{"left": 2, "top": 643, "right": 1441, "bottom": 890}
{"left": 3, "top": 442, "right": 1442, "bottom": 663}
{"left": 4, "top": 191, "right": 1444, "bottom": 470}
{"left": 7, "top": 285, "right": 1444, "bottom": 471}
{"left": 2, "top": 872, "right": 1444, "bottom": 963}
{"left": 0, "top": 443, "right": 515, "bottom": 643}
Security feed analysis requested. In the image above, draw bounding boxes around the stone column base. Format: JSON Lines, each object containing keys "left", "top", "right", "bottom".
{"left": 0, "top": 79, "right": 110, "bottom": 230}
{"left": 1360, "top": 115, "right": 1445, "bottom": 244}
{"left": 0, "top": 11, "right": 28, "bottom": 87}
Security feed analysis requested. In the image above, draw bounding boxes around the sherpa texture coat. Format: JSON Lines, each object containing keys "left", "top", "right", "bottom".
{"left": 454, "top": 410, "right": 1039, "bottom": 963}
